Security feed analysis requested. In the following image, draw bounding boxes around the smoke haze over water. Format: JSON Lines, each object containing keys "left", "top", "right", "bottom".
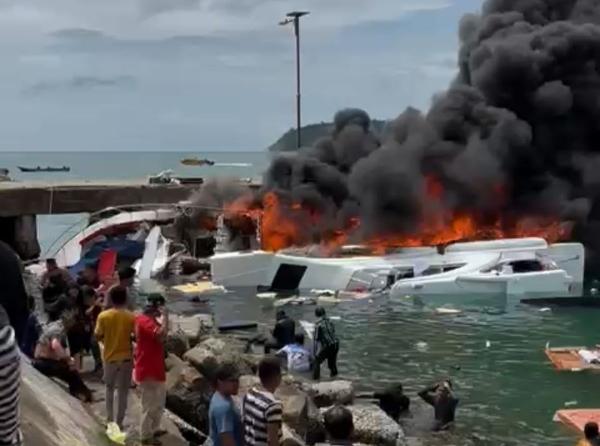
{"left": 256, "top": 0, "right": 600, "bottom": 267}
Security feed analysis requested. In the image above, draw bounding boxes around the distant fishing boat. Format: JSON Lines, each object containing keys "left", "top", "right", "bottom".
{"left": 18, "top": 166, "right": 70, "bottom": 173}
{"left": 180, "top": 157, "right": 215, "bottom": 167}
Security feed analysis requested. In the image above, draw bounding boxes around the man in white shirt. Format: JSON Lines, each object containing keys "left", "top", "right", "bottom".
{"left": 276, "top": 333, "right": 312, "bottom": 373}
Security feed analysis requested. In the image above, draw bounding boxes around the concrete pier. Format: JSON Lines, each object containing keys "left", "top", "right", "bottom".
{"left": 0, "top": 180, "right": 201, "bottom": 217}
{"left": 0, "top": 178, "right": 260, "bottom": 260}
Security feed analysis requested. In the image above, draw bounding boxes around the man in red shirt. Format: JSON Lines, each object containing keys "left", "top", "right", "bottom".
{"left": 134, "top": 297, "right": 169, "bottom": 446}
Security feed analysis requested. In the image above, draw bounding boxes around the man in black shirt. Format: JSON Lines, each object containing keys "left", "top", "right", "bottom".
{"left": 264, "top": 310, "right": 295, "bottom": 354}
{"left": 418, "top": 380, "right": 459, "bottom": 431}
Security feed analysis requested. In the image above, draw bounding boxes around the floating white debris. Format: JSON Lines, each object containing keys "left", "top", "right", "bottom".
{"left": 257, "top": 292, "right": 277, "bottom": 299}
{"left": 564, "top": 401, "right": 578, "bottom": 407}
{"left": 415, "top": 341, "right": 429, "bottom": 352}
{"left": 485, "top": 340, "right": 491, "bottom": 348}
{"left": 435, "top": 308, "right": 462, "bottom": 315}
{"left": 330, "top": 316, "right": 342, "bottom": 321}
{"left": 273, "top": 297, "right": 316, "bottom": 307}
{"left": 311, "top": 289, "right": 335, "bottom": 297}
{"left": 299, "top": 320, "right": 315, "bottom": 340}
{"left": 539, "top": 307, "right": 552, "bottom": 313}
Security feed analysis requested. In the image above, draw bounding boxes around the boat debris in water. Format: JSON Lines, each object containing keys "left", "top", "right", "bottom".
{"left": 545, "top": 346, "right": 600, "bottom": 372}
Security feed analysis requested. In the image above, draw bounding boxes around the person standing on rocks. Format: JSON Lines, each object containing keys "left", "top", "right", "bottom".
{"left": 312, "top": 307, "right": 340, "bottom": 380}
{"left": 418, "top": 380, "right": 459, "bottom": 431}
{"left": 242, "top": 356, "right": 283, "bottom": 446}
{"left": 208, "top": 363, "right": 243, "bottom": 446}
{"left": 41, "top": 258, "right": 73, "bottom": 288}
{"left": 104, "top": 267, "right": 137, "bottom": 310}
{"left": 264, "top": 310, "right": 295, "bottom": 354}
{"left": 135, "top": 297, "right": 169, "bottom": 446}
{"left": 95, "top": 286, "right": 136, "bottom": 430}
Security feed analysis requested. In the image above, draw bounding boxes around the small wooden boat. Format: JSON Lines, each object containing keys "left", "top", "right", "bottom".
{"left": 545, "top": 346, "right": 600, "bottom": 371}
{"left": 18, "top": 166, "right": 70, "bottom": 173}
{"left": 180, "top": 157, "right": 215, "bottom": 167}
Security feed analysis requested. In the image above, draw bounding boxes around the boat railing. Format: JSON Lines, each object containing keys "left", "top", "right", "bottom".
{"left": 41, "top": 202, "right": 228, "bottom": 260}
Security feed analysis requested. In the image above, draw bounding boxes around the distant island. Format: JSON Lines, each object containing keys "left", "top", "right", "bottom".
{"left": 268, "top": 119, "right": 388, "bottom": 152}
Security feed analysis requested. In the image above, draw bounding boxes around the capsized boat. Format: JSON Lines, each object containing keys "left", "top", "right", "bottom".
{"left": 181, "top": 157, "right": 215, "bottom": 167}
{"left": 209, "top": 238, "right": 584, "bottom": 301}
{"left": 18, "top": 166, "right": 70, "bottom": 172}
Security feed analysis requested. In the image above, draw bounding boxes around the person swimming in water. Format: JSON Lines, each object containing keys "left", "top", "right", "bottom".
{"left": 418, "top": 380, "right": 459, "bottom": 431}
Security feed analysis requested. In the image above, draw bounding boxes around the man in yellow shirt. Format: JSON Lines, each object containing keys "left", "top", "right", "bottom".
{"left": 95, "top": 286, "right": 136, "bottom": 429}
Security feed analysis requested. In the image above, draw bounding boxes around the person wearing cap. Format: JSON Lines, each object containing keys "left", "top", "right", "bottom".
{"left": 208, "top": 363, "right": 243, "bottom": 446}
{"left": 264, "top": 310, "right": 295, "bottom": 354}
{"left": 313, "top": 307, "right": 340, "bottom": 380}
{"left": 134, "top": 297, "right": 169, "bottom": 445}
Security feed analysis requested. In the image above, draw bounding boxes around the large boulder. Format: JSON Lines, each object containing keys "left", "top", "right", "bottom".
{"left": 165, "top": 328, "right": 190, "bottom": 358}
{"left": 305, "top": 380, "right": 355, "bottom": 408}
{"left": 170, "top": 313, "right": 214, "bottom": 347}
{"left": 344, "top": 404, "right": 406, "bottom": 446}
{"left": 166, "top": 372, "right": 213, "bottom": 434}
{"left": 165, "top": 353, "right": 186, "bottom": 391}
{"left": 276, "top": 382, "right": 326, "bottom": 444}
{"left": 183, "top": 336, "right": 257, "bottom": 380}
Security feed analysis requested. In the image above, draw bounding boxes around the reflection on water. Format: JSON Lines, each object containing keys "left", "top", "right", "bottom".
{"left": 185, "top": 289, "right": 600, "bottom": 445}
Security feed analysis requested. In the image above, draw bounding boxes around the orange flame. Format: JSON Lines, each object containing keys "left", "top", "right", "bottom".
{"left": 222, "top": 179, "right": 573, "bottom": 253}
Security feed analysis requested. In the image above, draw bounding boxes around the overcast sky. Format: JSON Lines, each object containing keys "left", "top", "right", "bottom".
{"left": 0, "top": 0, "right": 482, "bottom": 151}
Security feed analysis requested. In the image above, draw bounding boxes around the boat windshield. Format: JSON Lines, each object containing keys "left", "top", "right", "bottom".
{"left": 484, "top": 258, "right": 555, "bottom": 274}
{"left": 346, "top": 269, "right": 393, "bottom": 292}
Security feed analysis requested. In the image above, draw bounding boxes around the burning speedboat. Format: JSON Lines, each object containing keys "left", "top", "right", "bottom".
{"left": 210, "top": 237, "right": 584, "bottom": 301}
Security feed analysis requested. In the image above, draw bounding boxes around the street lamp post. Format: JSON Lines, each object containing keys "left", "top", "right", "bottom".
{"left": 279, "top": 11, "right": 309, "bottom": 149}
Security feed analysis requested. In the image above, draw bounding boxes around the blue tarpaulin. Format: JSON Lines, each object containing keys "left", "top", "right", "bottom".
{"left": 68, "top": 238, "right": 145, "bottom": 277}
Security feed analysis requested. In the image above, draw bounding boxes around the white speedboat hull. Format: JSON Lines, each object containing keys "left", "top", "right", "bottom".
{"left": 210, "top": 238, "right": 585, "bottom": 303}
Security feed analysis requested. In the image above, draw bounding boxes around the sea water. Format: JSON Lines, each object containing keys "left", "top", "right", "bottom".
{"left": 5, "top": 151, "right": 599, "bottom": 444}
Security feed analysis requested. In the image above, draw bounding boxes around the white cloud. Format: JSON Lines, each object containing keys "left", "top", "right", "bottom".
{"left": 0, "top": 0, "right": 451, "bottom": 39}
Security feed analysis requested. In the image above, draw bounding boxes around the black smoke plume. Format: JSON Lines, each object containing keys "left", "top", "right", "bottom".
{"left": 261, "top": 0, "right": 600, "bottom": 268}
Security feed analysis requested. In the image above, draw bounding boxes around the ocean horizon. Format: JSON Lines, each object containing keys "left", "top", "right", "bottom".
{"left": 0, "top": 151, "right": 268, "bottom": 254}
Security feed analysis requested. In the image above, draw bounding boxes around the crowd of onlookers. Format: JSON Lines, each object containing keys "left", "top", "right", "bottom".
{"left": 26, "top": 258, "right": 169, "bottom": 445}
